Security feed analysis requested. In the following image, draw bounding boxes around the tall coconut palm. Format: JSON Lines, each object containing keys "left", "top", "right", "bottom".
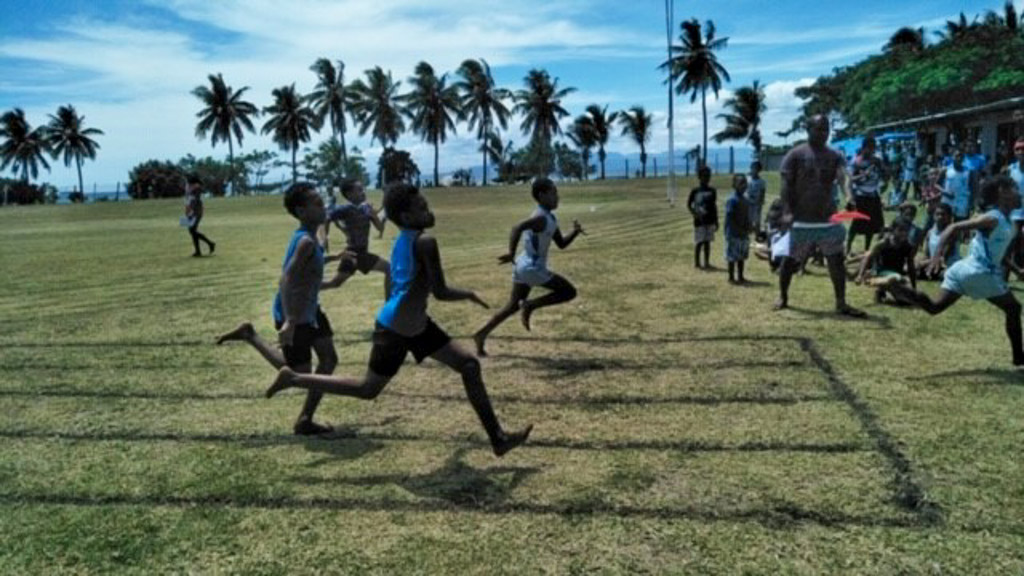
{"left": 455, "top": 59, "right": 511, "bottom": 186}
{"left": 514, "top": 69, "right": 575, "bottom": 149}
{"left": 404, "top": 61, "right": 462, "bottom": 187}
{"left": 479, "top": 131, "right": 504, "bottom": 174}
{"left": 192, "top": 73, "right": 258, "bottom": 193}
{"left": 261, "top": 84, "right": 317, "bottom": 183}
{"left": 661, "top": 18, "right": 730, "bottom": 166}
{"left": 618, "top": 106, "right": 653, "bottom": 178}
{"left": 585, "top": 104, "right": 618, "bottom": 180}
{"left": 0, "top": 109, "right": 50, "bottom": 182}
{"left": 934, "top": 12, "right": 978, "bottom": 42}
{"left": 884, "top": 27, "right": 926, "bottom": 53}
{"left": 566, "top": 116, "right": 597, "bottom": 181}
{"left": 349, "top": 67, "right": 405, "bottom": 149}
{"left": 712, "top": 80, "right": 766, "bottom": 159}
{"left": 44, "top": 105, "right": 103, "bottom": 197}
{"left": 308, "top": 58, "right": 351, "bottom": 163}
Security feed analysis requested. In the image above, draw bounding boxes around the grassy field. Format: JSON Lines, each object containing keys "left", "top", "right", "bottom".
{"left": 0, "top": 175, "right": 1022, "bottom": 574}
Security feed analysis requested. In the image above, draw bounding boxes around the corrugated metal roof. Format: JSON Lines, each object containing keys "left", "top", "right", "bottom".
{"left": 867, "top": 96, "right": 1024, "bottom": 131}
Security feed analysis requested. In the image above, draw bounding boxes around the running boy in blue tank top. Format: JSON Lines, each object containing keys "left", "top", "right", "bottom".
{"left": 266, "top": 183, "right": 533, "bottom": 457}
{"left": 324, "top": 178, "right": 390, "bottom": 298}
{"left": 890, "top": 176, "right": 1024, "bottom": 366}
{"left": 216, "top": 183, "right": 356, "bottom": 435}
{"left": 473, "top": 178, "right": 584, "bottom": 357}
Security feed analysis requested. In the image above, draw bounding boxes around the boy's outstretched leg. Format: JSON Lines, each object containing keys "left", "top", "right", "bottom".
{"left": 372, "top": 258, "right": 392, "bottom": 300}
{"left": 430, "top": 342, "right": 532, "bottom": 457}
{"left": 474, "top": 284, "right": 531, "bottom": 356}
{"left": 521, "top": 275, "right": 577, "bottom": 331}
{"left": 774, "top": 257, "right": 798, "bottom": 310}
{"left": 292, "top": 337, "right": 338, "bottom": 435}
{"left": 216, "top": 322, "right": 286, "bottom": 369}
{"left": 988, "top": 293, "right": 1024, "bottom": 366}
{"left": 268, "top": 366, "right": 391, "bottom": 401}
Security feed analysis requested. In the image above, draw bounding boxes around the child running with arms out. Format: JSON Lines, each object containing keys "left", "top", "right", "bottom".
{"left": 687, "top": 166, "right": 718, "bottom": 269}
{"left": 324, "top": 178, "right": 390, "bottom": 298}
{"left": 216, "top": 182, "right": 356, "bottom": 435}
{"left": 268, "top": 183, "right": 533, "bottom": 456}
{"left": 724, "top": 173, "right": 753, "bottom": 284}
{"left": 473, "top": 178, "right": 584, "bottom": 357}
{"left": 890, "top": 176, "right": 1024, "bottom": 366}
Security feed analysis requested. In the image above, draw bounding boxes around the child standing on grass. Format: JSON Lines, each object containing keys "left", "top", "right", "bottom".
{"left": 854, "top": 216, "right": 917, "bottom": 304}
{"left": 687, "top": 166, "right": 718, "bottom": 269}
{"left": 724, "top": 174, "right": 752, "bottom": 284}
{"left": 267, "top": 183, "right": 533, "bottom": 457}
{"left": 890, "top": 176, "right": 1024, "bottom": 367}
{"left": 473, "top": 178, "right": 584, "bottom": 357}
{"left": 324, "top": 178, "right": 390, "bottom": 299}
{"left": 216, "top": 182, "right": 356, "bottom": 436}
{"left": 747, "top": 161, "right": 766, "bottom": 237}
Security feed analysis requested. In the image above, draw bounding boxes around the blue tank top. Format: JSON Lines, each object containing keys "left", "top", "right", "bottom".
{"left": 272, "top": 228, "right": 324, "bottom": 326}
{"left": 515, "top": 207, "right": 557, "bottom": 271}
{"left": 377, "top": 229, "right": 430, "bottom": 336}
{"left": 967, "top": 209, "right": 1015, "bottom": 272}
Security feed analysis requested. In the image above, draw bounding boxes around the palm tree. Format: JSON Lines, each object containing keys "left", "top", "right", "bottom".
{"left": 192, "top": 73, "right": 259, "bottom": 193}
{"left": 308, "top": 58, "right": 352, "bottom": 163}
{"left": 934, "top": 12, "right": 978, "bottom": 42}
{"left": 44, "top": 105, "right": 103, "bottom": 197}
{"left": 713, "top": 80, "right": 766, "bottom": 159}
{"left": 349, "top": 67, "right": 405, "bottom": 148}
{"left": 404, "top": 61, "right": 462, "bottom": 187}
{"left": 661, "top": 18, "right": 730, "bottom": 166}
{"left": 618, "top": 106, "right": 653, "bottom": 178}
{"left": 0, "top": 109, "right": 50, "bottom": 182}
{"left": 456, "top": 59, "right": 511, "bottom": 186}
{"left": 514, "top": 69, "right": 575, "bottom": 149}
{"left": 261, "top": 84, "right": 317, "bottom": 183}
{"left": 584, "top": 104, "right": 618, "bottom": 180}
{"left": 566, "top": 116, "right": 597, "bottom": 181}
{"left": 479, "top": 131, "right": 504, "bottom": 176}
{"left": 884, "top": 27, "right": 925, "bottom": 53}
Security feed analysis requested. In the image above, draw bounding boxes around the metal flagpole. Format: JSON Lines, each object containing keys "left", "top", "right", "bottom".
{"left": 665, "top": 0, "right": 676, "bottom": 206}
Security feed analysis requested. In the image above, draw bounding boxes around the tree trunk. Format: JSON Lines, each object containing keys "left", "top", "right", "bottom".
{"left": 434, "top": 138, "right": 440, "bottom": 188}
{"left": 339, "top": 111, "right": 348, "bottom": 165}
{"left": 481, "top": 118, "right": 489, "bottom": 186}
{"left": 701, "top": 87, "right": 708, "bottom": 166}
{"left": 641, "top": 147, "right": 647, "bottom": 178}
{"left": 291, "top": 144, "right": 298, "bottom": 184}
{"left": 599, "top": 146, "right": 606, "bottom": 180}
{"left": 76, "top": 155, "right": 84, "bottom": 202}
{"left": 228, "top": 137, "right": 235, "bottom": 196}
{"left": 482, "top": 147, "right": 488, "bottom": 187}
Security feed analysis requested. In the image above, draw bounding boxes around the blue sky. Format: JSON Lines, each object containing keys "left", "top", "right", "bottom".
{"left": 0, "top": 0, "right": 1011, "bottom": 188}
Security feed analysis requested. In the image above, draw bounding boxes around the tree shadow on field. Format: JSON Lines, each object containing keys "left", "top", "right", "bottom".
{"left": 293, "top": 447, "right": 540, "bottom": 508}
{"left": 783, "top": 306, "right": 893, "bottom": 330}
{"left": 906, "top": 368, "right": 1023, "bottom": 387}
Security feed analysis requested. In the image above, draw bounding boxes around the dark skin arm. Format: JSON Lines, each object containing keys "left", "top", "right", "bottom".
{"left": 417, "top": 235, "right": 489, "bottom": 308}
{"left": 906, "top": 250, "right": 917, "bottom": 290}
{"left": 553, "top": 219, "right": 585, "bottom": 249}
{"left": 498, "top": 215, "right": 547, "bottom": 264}
{"left": 367, "top": 203, "right": 386, "bottom": 236}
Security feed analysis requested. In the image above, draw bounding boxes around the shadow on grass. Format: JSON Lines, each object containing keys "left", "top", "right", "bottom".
{"left": 906, "top": 368, "right": 1023, "bottom": 387}
{"left": 783, "top": 306, "right": 893, "bottom": 330}
{"left": 295, "top": 447, "right": 541, "bottom": 507}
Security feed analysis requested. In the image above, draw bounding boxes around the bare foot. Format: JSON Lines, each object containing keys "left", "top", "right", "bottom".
{"left": 216, "top": 322, "right": 254, "bottom": 345}
{"left": 772, "top": 299, "right": 789, "bottom": 311}
{"left": 267, "top": 366, "right": 296, "bottom": 398}
{"left": 493, "top": 425, "right": 533, "bottom": 457}
{"left": 519, "top": 300, "right": 532, "bottom": 331}
{"left": 473, "top": 331, "right": 488, "bottom": 357}
{"left": 293, "top": 419, "right": 334, "bottom": 436}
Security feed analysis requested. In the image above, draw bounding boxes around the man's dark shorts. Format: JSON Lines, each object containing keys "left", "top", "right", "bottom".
{"left": 342, "top": 250, "right": 381, "bottom": 274}
{"left": 274, "top": 308, "right": 334, "bottom": 367}
{"left": 369, "top": 319, "right": 451, "bottom": 377}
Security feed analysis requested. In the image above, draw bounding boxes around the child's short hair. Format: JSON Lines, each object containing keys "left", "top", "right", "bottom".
{"left": 186, "top": 173, "right": 202, "bottom": 186}
{"left": 283, "top": 182, "right": 317, "bottom": 217}
{"left": 980, "top": 174, "right": 1016, "bottom": 208}
{"left": 732, "top": 173, "right": 747, "bottom": 187}
{"left": 531, "top": 177, "right": 556, "bottom": 201}
{"left": 340, "top": 178, "right": 361, "bottom": 197}
{"left": 383, "top": 183, "right": 421, "bottom": 222}
{"left": 899, "top": 202, "right": 917, "bottom": 217}
{"left": 698, "top": 166, "right": 712, "bottom": 179}
{"left": 750, "top": 160, "right": 762, "bottom": 171}
{"left": 889, "top": 216, "right": 911, "bottom": 232}
{"left": 934, "top": 202, "right": 952, "bottom": 217}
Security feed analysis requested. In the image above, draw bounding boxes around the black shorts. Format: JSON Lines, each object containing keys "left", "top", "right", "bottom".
{"left": 344, "top": 250, "right": 381, "bottom": 274}
{"left": 368, "top": 319, "right": 451, "bottom": 377}
{"left": 274, "top": 308, "right": 334, "bottom": 367}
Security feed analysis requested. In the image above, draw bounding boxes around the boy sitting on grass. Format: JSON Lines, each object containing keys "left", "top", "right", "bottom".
{"left": 854, "top": 216, "right": 917, "bottom": 304}
{"left": 267, "top": 183, "right": 533, "bottom": 457}
{"left": 216, "top": 182, "right": 356, "bottom": 436}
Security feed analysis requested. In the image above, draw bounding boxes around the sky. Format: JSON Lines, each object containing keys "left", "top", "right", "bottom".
{"left": 0, "top": 0, "right": 1013, "bottom": 189}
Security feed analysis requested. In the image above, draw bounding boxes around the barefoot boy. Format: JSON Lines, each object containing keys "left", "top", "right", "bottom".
{"left": 217, "top": 182, "right": 355, "bottom": 435}
{"left": 324, "top": 178, "right": 389, "bottom": 298}
{"left": 724, "top": 174, "right": 752, "bottom": 284}
{"left": 687, "top": 166, "right": 718, "bottom": 269}
{"left": 473, "top": 177, "right": 583, "bottom": 357}
{"left": 267, "top": 183, "right": 533, "bottom": 457}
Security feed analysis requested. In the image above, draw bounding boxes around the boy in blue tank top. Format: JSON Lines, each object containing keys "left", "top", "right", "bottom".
{"left": 890, "top": 176, "right": 1024, "bottom": 366}
{"left": 266, "top": 183, "right": 533, "bottom": 457}
{"left": 473, "top": 178, "right": 584, "bottom": 357}
{"left": 216, "top": 183, "right": 356, "bottom": 435}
